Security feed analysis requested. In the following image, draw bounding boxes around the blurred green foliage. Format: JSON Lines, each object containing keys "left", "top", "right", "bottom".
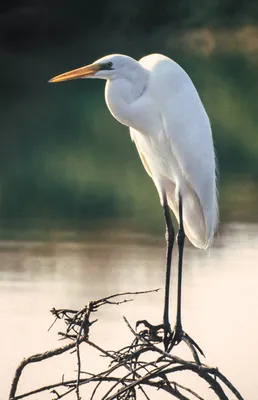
{"left": 1, "top": 2, "right": 258, "bottom": 237}
{"left": 1, "top": 0, "right": 258, "bottom": 47}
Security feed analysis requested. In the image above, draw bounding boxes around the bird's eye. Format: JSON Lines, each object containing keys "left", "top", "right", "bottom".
{"left": 107, "top": 62, "right": 113, "bottom": 69}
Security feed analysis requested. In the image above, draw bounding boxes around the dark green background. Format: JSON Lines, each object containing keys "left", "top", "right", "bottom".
{"left": 1, "top": 1, "right": 258, "bottom": 238}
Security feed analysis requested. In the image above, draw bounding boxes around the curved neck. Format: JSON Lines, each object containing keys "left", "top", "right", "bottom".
{"left": 104, "top": 65, "right": 149, "bottom": 129}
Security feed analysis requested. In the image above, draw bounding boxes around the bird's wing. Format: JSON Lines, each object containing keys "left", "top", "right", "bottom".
{"left": 130, "top": 128, "right": 153, "bottom": 178}
{"left": 143, "top": 56, "right": 218, "bottom": 246}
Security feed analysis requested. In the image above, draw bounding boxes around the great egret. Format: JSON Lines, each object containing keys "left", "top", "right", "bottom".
{"left": 49, "top": 54, "right": 218, "bottom": 353}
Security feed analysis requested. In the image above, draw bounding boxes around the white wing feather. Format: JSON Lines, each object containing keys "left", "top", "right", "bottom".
{"left": 138, "top": 54, "right": 218, "bottom": 248}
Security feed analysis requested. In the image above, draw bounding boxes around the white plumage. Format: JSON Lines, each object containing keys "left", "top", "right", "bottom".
{"left": 49, "top": 53, "right": 218, "bottom": 249}
{"left": 104, "top": 54, "right": 217, "bottom": 248}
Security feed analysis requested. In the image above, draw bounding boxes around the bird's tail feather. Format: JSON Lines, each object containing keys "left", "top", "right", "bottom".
{"left": 164, "top": 180, "right": 214, "bottom": 249}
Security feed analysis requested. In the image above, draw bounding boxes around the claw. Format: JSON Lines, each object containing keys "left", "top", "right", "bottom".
{"left": 136, "top": 319, "right": 203, "bottom": 362}
{"left": 136, "top": 320, "right": 165, "bottom": 343}
{"left": 136, "top": 320, "right": 163, "bottom": 331}
{"left": 167, "top": 326, "right": 204, "bottom": 363}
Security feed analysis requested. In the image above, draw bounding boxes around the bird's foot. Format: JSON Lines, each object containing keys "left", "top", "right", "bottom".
{"left": 136, "top": 320, "right": 204, "bottom": 363}
{"left": 136, "top": 320, "right": 169, "bottom": 344}
{"left": 168, "top": 323, "right": 205, "bottom": 364}
{"left": 136, "top": 320, "right": 172, "bottom": 348}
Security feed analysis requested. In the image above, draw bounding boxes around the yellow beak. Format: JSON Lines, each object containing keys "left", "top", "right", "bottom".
{"left": 48, "top": 63, "right": 100, "bottom": 83}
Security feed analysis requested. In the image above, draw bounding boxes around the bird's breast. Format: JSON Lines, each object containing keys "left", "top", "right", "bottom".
{"left": 105, "top": 79, "right": 161, "bottom": 135}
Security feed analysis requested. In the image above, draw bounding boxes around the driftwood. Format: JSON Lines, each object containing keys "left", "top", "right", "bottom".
{"left": 9, "top": 290, "right": 244, "bottom": 400}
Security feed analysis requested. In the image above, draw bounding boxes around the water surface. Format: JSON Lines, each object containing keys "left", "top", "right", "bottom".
{"left": 1, "top": 224, "right": 257, "bottom": 399}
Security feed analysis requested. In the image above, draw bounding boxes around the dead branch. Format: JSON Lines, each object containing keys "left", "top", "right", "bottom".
{"left": 9, "top": 290, "right": 244, "bottom": 400}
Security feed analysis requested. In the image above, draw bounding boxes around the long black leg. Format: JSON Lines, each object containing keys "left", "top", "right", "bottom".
{"left": 174, "top": 192, "right": 185, "bottom": 336}
{"left": 136, "top": 192, "right": 204, "bottom": 360}
{"left": 162, "top": 194, "right": 175, "bottom": 349}
{"left": 135, "top": 194, "right": 175, "bottom": 346}
{"left": 167, "top": 193, "right": 204, "bottom": 361}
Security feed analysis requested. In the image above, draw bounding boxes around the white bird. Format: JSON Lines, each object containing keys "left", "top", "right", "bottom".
{"left": 49, "top": 53, "right": 218, "bottom": 353}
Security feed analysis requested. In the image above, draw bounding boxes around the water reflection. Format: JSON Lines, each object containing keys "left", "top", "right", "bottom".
{"left": 1, "top": 224, "right": 257, "bottom": 399}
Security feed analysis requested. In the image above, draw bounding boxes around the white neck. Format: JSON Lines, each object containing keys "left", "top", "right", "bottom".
{"left": 104, "top": 64, "right": 149, "bottom": 130}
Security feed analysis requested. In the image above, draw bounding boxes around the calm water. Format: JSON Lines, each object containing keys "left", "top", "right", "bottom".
{"left": 1, "top": 224, "right": 257, "bottom": 399}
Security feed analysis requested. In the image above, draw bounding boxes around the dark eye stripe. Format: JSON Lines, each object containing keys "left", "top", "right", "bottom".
{"left": 100, "top": 62, "right": 113, "bottom": 70}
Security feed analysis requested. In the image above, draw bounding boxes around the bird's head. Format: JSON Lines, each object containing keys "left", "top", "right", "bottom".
{"left": 49, "top": 54, "right": 138, "bottom": 83}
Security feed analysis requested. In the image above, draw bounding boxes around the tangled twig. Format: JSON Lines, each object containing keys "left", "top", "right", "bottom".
{"left": 9, "top": 290, "right": 244, "bottom": 400}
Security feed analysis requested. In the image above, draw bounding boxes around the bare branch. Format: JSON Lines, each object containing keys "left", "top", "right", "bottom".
{"left": 9, "top": 336, "right": 86, "bottom": 399}
{"left": 9, "top": 291, "right": 244, "bottom": 400}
